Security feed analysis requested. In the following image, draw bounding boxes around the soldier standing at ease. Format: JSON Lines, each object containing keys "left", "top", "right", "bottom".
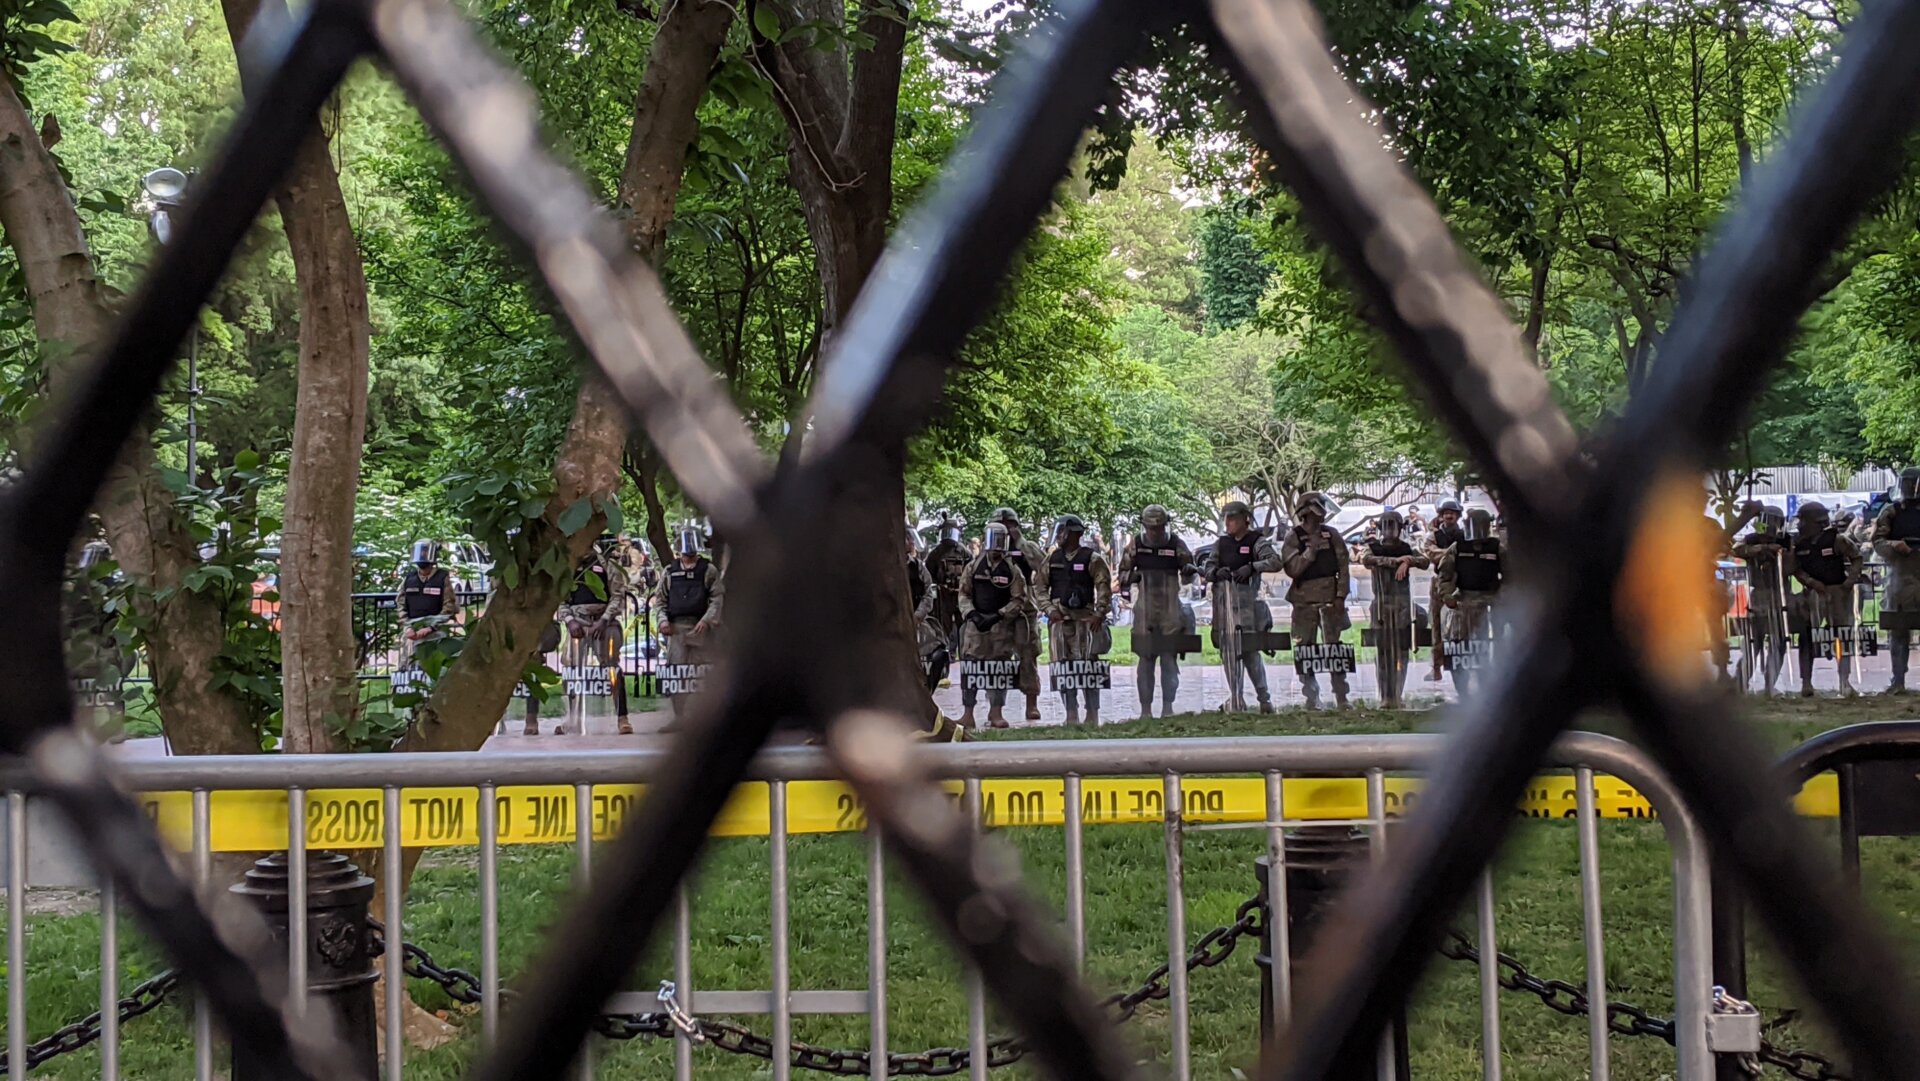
{"left": 1360, "top": 509, "right": 1428, "bottom": 708}
{"left": 1280, "top": 492, "right": 1352, "bottom": 710}
{"left": 1787, "top": 501, "right": 1864, "bottom": 698}
{"left": 924, "top": 517, "right": 972, "bottom": 666}
{"left": 1118, "top": 504, "right": 1195, "bottom": 719}
{"left": 1873, "top": 468, "right": 1920, "bottom": 694}
{"left": 1422, "top": 499, "right": 1465, "bottom": 682}
{"left": 908, "top": 530, "right": 949, "bottom": 691}
{"left": 651, "top": 525, "right": 723, "bottom": 724}
{"left": 1731, "top": 503, "right": 1791, "bottom": 694}
{"left": 1209, "top": 500, "right": 1282, "bottom": 713}
{"left": 397, "top": 540, "right": 459, "bottom": 668}
{"left": 990, "top": 507, "right": 1048, "bottom": 721}
{"left": 1435, "top": 508, "right": 1503, "bottom": 695}
{"left": 1041, "top": 514, "right": 1113, "bottom": 725}
{"left": 558, "top": 543, "right": 632, "bottom": 734}
{"left": 958, "top": 522, "right": 1031, "bottom": 728}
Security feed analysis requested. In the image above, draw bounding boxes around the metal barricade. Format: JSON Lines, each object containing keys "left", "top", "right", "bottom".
{"left": 0, "top": 733, "right": 1714, "bottom": 1079}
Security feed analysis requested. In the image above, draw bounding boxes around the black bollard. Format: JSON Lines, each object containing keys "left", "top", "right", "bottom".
{"left": 231, "top": 851, "right": 380, "bottom": 1081}
{"left": 1255, "top": 829, "right": 1413, "bottom": 1079}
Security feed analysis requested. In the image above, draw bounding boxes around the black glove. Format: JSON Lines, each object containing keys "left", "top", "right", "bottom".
{"left": 1209, "top": 566, "right": 1230, "bottom": 583}
{"left": 1232, "top": 564, "right": 1256, "bottom": 583}
{"left": 976, "top": 612, "right": 1002, "bottom": 631}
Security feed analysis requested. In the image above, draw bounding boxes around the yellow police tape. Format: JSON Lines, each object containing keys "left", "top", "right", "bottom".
{"left": 137, "top": 773, "right": 1844, "bottom": 853}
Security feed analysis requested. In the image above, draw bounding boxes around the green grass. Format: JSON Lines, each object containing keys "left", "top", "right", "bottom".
{"left": 7, "top": 698, "right": 1920, "bottom": 1078}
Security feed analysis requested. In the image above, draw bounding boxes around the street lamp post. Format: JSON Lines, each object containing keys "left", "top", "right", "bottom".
{"left": 142, "top": 167, "right": 199, "bottom": 485}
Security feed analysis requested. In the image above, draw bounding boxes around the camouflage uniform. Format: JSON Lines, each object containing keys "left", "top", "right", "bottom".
{"left": 957, "top": 550, "right": 1032, "bottom": 727}
{"left": 924, "top": 537, "right": 973, "bottom": 652}
{"left": 1360, "top": 531, "right": 1429, "bottom": 708}
{"left": 1731, "top": 523, "right": 1791, "bottom": 694}
{"left": 1874, "top": 494, "right": 1920, "bottom": 692}
{"left": 1039, "top": 538, "right": 1113, "bottom": 723}
{"left": 651, "top": 554, "right": 724, "bottom": 719}
{"left": 1118, "top": 532, "right": 1195, "bottom": 718}
{"left": 1280, "top": 520, "right": 1352, "bottom": 708}
{"left": 1209, "top": 528, "right": 1283, "bottom": 712}
{"left": 1435, "top": 531, "right": 1503, "bottom": 695}
{"left": 1786, "top": 518, "right": 1863, "bottom": 696}
{"left": 1422, "top": 518, "right": 1465, "bottom": 679}
{"left": 396, "top": 564, "right": 460, "bottom": 668}
{"left": 991, "top": 511, "right": 1048, "bottom": 720}
{"left": 555, "top": 553, "right": 632, "bottom": 732}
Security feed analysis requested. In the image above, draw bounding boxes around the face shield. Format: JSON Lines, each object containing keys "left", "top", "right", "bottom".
{"left": 984, "top": 522, "right": 1011, "bottom": 554}
{"left": 1796, "top": 503, "right": 1830, "bottom": 535}
{"left": 940, "top": 521, "right": 962, "bottom": 544}
{"left": 411, "top": 539, "right": 439, "bottom": 567}
{"left": 1760, "top": 508, "right": 1786, "bottom": 535}
{"left": 1464, "top": 509, "right": 1495, "bottom": 542}
{"left": 1379, "top": 512, "right": 1404, "bottom": 543}
{"left": 1139, "top": 505, "right": 1170, "bottom": 545}
{"left": 676, "top": 526, "right": 701, "bottom": 557}
{"left": 1902, "top": 468, "right": 1920, "bottom": 503}
{"left": 1054, "top": 514, "right": 1085, "bottom": 548}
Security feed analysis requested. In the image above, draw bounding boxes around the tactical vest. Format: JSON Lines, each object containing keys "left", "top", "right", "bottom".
{"left": 569, "top": 561, "right": 611, "bottom": 607}
{"left": 1369, "top": 539, "right": 1415, "bottom": 559}
{"left": 1006, "top": 546, "right": 1034, "bottom": 583}
{"left": 1888, "top": 503, "right": 1920, "bottom": 542}
{"left": 1431, "top": 524, "right": 1465, "bottom": 550}
{"left": 1455, "top": 539, "right": 1502, "bottom": 592}
{"left": 1794, "top": 531, "right": 1847, "bottom": 586}
{"left": 400, "top": 568, "right": 450, "bottom": 620}
{"left": 1130, "top": 541, "right": 1184, "bottom": 573}
{"left": 664, "top": 558, "right": 712, "bottom": 620}
{"left": 907, "top": 559, "right": 928, "bottom": 609}
{"left": 1290, "top": 527, "right": 1338, "bottom": 581}
{"left": 971, "top": 561, "right": 1015, "bottom": 614}
{"left": 1214, "top": 533, "right": 1262, "bottom": 575}
{"left": 1048, "top": 546, "right": 1097, "bottom": 608}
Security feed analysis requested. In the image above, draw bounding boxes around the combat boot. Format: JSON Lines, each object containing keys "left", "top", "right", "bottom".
{"left": 1335, "top": 693, "right": 1350, "bottom": 710}
{"left": 1085, "top": 705, "right": 1100, "bottom": 726}
{"left": 959, "top": 705, "right": 976, "bottom": 728}
{"left": 1257, "top": 700, "right": 1274, "bottom": 714}
{"left": 1888, "top": 677, "right": 1908, "bottom": 696}
{"left": 1024, "top": 694, "right": 1041, "bottom": 721}
{"left": 988, "top": 704, "right": 1009, "bottom": 729}
{"left": 1064, "top": 703, "right": 1081, "bottom": 726}
{"left": 522, "top": 720, "right": 540, "bottom": 736}
{"left": 618, "top": 717, "right": 634, "bottom": 735}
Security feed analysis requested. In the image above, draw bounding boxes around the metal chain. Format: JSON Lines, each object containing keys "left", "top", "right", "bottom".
{"left": 0, "top": 969, "right": 180, "bottom": 1072}
{"left": 1438, "top": 929, "right": 1847, "bottom": 1079}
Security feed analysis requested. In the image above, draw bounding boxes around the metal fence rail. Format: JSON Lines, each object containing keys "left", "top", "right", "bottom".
{"left": 0, "top": 0, "right": 1916, "bottom": 1077}
{"left": 1, "top": 734, "right": 1713, "bottom": 1080}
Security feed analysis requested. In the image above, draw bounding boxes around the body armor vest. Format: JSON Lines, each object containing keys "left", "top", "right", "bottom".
{"left": 400, "top": 568, "right": 450, "bottom": 620}
{"left": 1130, "top": 542, "right": 1183, "bottom": 573}
{"left": 970, "top": 561, "right": 1015, "bottom": 613}
{"left": 1369, "top": 539, "right": 1415, "bottom": 559}
{"left": 1887, "top": 503, "right": 1920, "bottom": 541}
{"left": 1048, "top": 546, "right": 1097, "bottom": 608}
{"left": 1455, "top": 539, "right": 1502, "bottom": 592}
{"left": 1213, "top": 533, "right": 1262, "bottom": 575}
{"left": 1431, "top": 524, "right": 1465, "bottom": 550}
{"left": 1795, "top": 531, "right": 1847, "bottom": 586}
{"left": 569, "top": 561, "right": 611, "bottom": 607}
{"left": 664, "top": 558, "right": 712, "bottom": 620}
{"left": 1290, "top": 527, "right": 1338, "bottom": 581}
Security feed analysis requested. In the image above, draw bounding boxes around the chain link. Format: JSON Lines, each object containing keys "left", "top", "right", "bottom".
{"left": 1438, "top": 929, "right": 1846, "bottom": 1078}
{"left": 0, "top": 969, "right": 180, "bottom": 1072}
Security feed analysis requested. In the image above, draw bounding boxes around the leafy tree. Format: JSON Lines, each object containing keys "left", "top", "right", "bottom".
{"left": 1197, "top": 204, "right": 1269, "bottom": 332}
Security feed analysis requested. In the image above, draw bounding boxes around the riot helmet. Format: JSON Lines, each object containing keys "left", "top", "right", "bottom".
{"left": 1139, "top": 504, "right": 1170, "bottom": 545}
{"left": 991, "top": 506, "right": 1023, "bottom": 541}
{"left": 1795, "top": 501, "right": 1830, "bottom": 534}
{"left": 1294, "top": 491, "right": 1328, "bottom": 525}
{"left": 1222, "top": 500, "right": 1252, "bottom": 534}
{"left": 1437, "top": 498, "right": 1463, "bottom": 524}
{"left": 1901, "top": 467, "right": 1920, "bottom": 503}
{"left": 1759, "top": 506, "right": 1787, "bottom": 535}
{"left": 1377, "top": 509, "right": 1405, "bottom": 543}
{"left": 939, "top": 517, "right": 963, "bottom": 545}
{"left": 984, "top": 522, "right": 1011, "bottom": 554}
{"left": 675, "top": 523, "right": 702, "bottom": 557}
{"left": 1054, "top": 513, "right": 1086, "bottom": 547}
{"left": 1463, "top": 508, "right": 1495, "bottom": 542}
{"left": 411, "top": 539, "right": 440, "bottom": 568}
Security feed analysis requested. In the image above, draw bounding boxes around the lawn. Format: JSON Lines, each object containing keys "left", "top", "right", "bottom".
{"left": 5, "top": 697, "right": 1919, "bottom": 1079}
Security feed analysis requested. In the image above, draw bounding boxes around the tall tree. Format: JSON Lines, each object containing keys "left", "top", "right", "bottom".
{"left": 220, "top": 0, "right": 372, "bottom": 754}
{"left": 0, "top": 1, "right": 259, "bottom": 755}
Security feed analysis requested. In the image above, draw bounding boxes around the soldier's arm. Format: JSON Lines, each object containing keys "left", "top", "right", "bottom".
{"left": 702, "top": 563, "right": 724, "bottom": 625}
{"left": 1435, "top": 549, "right": 1460, "bottom": 605}
{"left": 1092, "top": 553, "right": 1114, "bottom": 610}
{"left": 1006, "top": 563, "right": 1031, "bottom": 616}
{"left": 914, "top": 569, "right": 935, "bottom": 619}
{"left": 443, "top": 576, "right": 460, "bottom": 616}
{"left": 1254, "top": 535, "right": 1285, "bottom": 573}
{"left": 1840, "top": 534, "right": 1867, "bottom": 582}
{"left": 1277, "top": 530, "right": 1311, "bottom": 576}
{"left": 1407, "top": 547, "right": 1432, "bottom": 570}
{"left": 1177, "top": 539, "right": 1197, "bottom": 582}
{"left": 1872, "top": 506, "right": 1906, "bottom": 559}
{"left": 1115, "top": 543, "right": 1136, "bottom": 586}
{"left": 957, "top": 561, "right": 978, "bottom": 618}
{"left": 605, "top": 562, "right": 629, "bottom": 615}
{"left": 1333, "top": 530, "right": 1351, "bottom": 597}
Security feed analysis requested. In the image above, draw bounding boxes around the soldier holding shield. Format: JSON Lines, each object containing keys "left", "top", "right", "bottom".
{"left": 1360, "top": 509, "right": 1428, "bottom": 707}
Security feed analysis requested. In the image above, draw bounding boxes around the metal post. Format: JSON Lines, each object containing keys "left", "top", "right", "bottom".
{"left": 674, "top": 884, "right": 693, "bottom": 1081}
{"left": 186, "top": 322, "right": 199, "bottom": 483}
{"left": 964, "top": 777, "right": 987, "bottom": 1081}
{"left": 383, "top": 787, "right": 404, "bottom": 1081}
{"left": 1064, "top": 773, "right": 1085, "bottom": 970}
{"left": 102, "top": 873, "right": 119, "bottom": 1081}
{"left": 771, "top": 781, "right": 791, "bottom": 1081}
{"left": 868, "top": 826, "right": 887, "bottom": 1081}
{"left": 479, "top": 784, "right": 500, "bottom": 1042}
{"left": 1575, "top": 769, "right": 1611, "bottom": 1081}
{"left": 1476, "top": 872, "right": 1502, "bottom": 1081}
{"left": 574, "top": 782, "right": 593, "bottom": 1081}
{"left": 1164, "top": 772, "right": 1191, "bottom": 1081}
{"left": 230, "top": 852, "right": 379, "bottom": 1081}
{"left": 193, "top": 790, "right": 212, "bottom": 1081}
{"left": 7, "top": 793, "right": 26, "bottom": 1081}
{"left": 289, "top": 788, "right": 308, "bottom": 1016}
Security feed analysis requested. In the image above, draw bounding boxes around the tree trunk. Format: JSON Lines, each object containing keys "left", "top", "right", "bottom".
{"left": 221, "top": 0, "right": 372, "bottom": 755}
{"left": 371, "top": 0, "right": 735, "bottom": 906}
{"left": 623, "top": 438, "right": 674, "bottom": 561}
{"left": 0, "top": 79, "right": 260, "bottom": 755}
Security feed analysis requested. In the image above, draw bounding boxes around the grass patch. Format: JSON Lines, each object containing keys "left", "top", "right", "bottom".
{"left": 6, "top": 698, "right": 1919, "bottom": 1078}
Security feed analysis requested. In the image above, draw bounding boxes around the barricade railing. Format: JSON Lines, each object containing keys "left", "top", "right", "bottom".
{"left": 0, "top": 734, "right": 1718, "bottom": 1080}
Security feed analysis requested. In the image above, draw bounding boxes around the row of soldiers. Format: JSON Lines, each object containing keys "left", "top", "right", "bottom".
{"left": 396, "top": 525, "right": 724, "bottom": 734}
{"left": 910, "top": 496, "right": 1507, "bottom": 725}
{"left": 1728, "top": 467, "right": 1920, "bottom": 696}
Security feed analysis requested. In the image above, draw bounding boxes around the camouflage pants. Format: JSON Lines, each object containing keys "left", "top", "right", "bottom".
{"left": 1291, "top": 600, "right": 1349, "bottom": 702}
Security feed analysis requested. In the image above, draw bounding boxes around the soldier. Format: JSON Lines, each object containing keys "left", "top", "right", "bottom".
{"left": 1360, "top": 509, "right": 1429, "bottom": 708}
{"left": 1041, "top": 514, "right": 1114, "bottom": 724}
{"left": 557, "top": 543, "right": 632, "bottom": 735}
{"left": 1280, "top": 492, "right": 1352, "bottom": 710}
{"left": 1873, "top": 468, "right": 1920, "bottom": 694}
{"left": 397, "top": 540, "right": 460, "bottom": 669}
{"left": 990, "top": 507, "right": 1048, "bottom": 721}
{"left": 652, "top": 525, "right": 723, "bottom": 723}
{"left": 1422, "top": 499, "right": 1465, "bottom": 682}
{"left": 1786, "top": 501, "right": 1864, "bottom": 698}
{"left": 958, "top": 522, "right": 1032, "bottom": 728}
{"left": 1118, "top": 504, "right": 1196, "bottom": 719}
{"left": 1435, "top": 508, "right": 1503, "bottom": 695}
{"left": 1209, "top": 500, "right": 1282, "bottom": 713}
{"left": 908, "top": 530, "right": 949, "bottom": 691}
{"left": 924, "top": 516, "right": 971, "bottom": 661}
{"left": 1731, "top": 503, "right": 1791, "bottom": 694}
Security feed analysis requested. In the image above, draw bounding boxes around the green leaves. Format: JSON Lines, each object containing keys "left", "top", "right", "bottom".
{"left": 750, "top": 2, "right": 782, "bottom": 42}
{"left": 556, "top": 496, "right": 594, "bottom": 536}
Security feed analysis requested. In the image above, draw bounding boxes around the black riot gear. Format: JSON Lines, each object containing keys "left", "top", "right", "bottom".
{"left": 1289, "top": 524, "right": 1339, "bottom": 581}
{"left": 1378, "top": 509, "right": 1405, "bottom": 543}
{"left": 1902, "top": 467, "right": 1920, "bottom": 504}
{"left": 1455, "top": 538, "right": 1502, "bottom": 592}
{"left": 939, "top": 517, "right": 963, "bottom": 544}
{"left": 1464, "top": 508, "right": 1495, "bottom": 542}
{"left": 1886, "top": 498, "right": 1920, "bottom": 541}
{"left": 984, "top": 522, "right": 1011, "bottom": 553}
{"left": 568, "top": 555, "right": 612, "bottom": 607}
{"left": 1222, "top": 500, "right": 1252, "bottom": 525}
{"left": 1054, "top": 513, "right": 1086, "bottom": 546}
{"left": 1047, "top": 543, "right": 1097, "bottom": 610}
{"left": 1139, "top": 504, "right": 1171, "bottom": 545}
{"left": 400, "top": 565, "right": 451, "bottom": 619}
{"left": 1795, "top": 501, "right": 1831, "bottom": 535}
{"left": 1437, "top": 498, "right": 1463, "bottom": 516}
{"left": 1294, "top": 492, "right": 1328, "bottom": 524}
{"left": 410, "top": 539, "right": 440, "bottom": 567}
{"left": 664, "top": 556, "right": 714, "bottom": 619}
{"left": 970, "top": 561, "right": 1014, "bottom": 614}
{"left": 675, "top": 524, "right": 701, "bottom": 557}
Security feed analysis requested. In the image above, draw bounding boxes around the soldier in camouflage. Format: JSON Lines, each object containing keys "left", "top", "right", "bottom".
{"left": 957, "top": 522, "right": 1032, "bottom": 728}
{"left": 1040, "top": 514, "right": 1113, "bottom": 725}
{"left": 1787, "top": 501, "right": 1864, "bottom": 698}
{"left": 1360, "top": 508, "right": 1429, "bottom": 708}
{"left": 557, "top": 543, "right": 632, "bottom": 734}
{"left": 1422, "top": 499, "right": 1465, "bottom": 682}
{"left": 1117, "top": 504, "right": 1195, "bottom": 719}
{"left": 651, "top": 525, "right": 724, "bottom": 723}
{"left": 1435, "top": 507, "right": 1503, "bottom": 695}
{"left": 1280, "top": 491, "right": 1352, "bottom": 710}
{"left": 1209, "top": 500, "right": 1283, "bottom": 713}
{"left": 990, "top": 507, "right": 1048, "bottom": 721}
{"left": 1731, "top": 502, "right": 1791, "bottom": 694}
{"left": 1873, "top": 468, "right": 1920, "bottom": 694}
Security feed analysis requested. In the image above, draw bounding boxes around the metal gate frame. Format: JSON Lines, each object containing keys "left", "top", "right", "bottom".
{"left": 2, "top": 732, "right": 1713, "bottom": 1079}
{"left": 0, "top": 0, "right": 1917, "bottom": 1078}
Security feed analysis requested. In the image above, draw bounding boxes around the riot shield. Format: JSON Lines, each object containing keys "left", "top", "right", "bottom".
{"left": 1368, "top": 562, "right": 1413, "bottom": 707}
{"left": 1740, "top": 551, "right": 1790, "bottom": 694}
